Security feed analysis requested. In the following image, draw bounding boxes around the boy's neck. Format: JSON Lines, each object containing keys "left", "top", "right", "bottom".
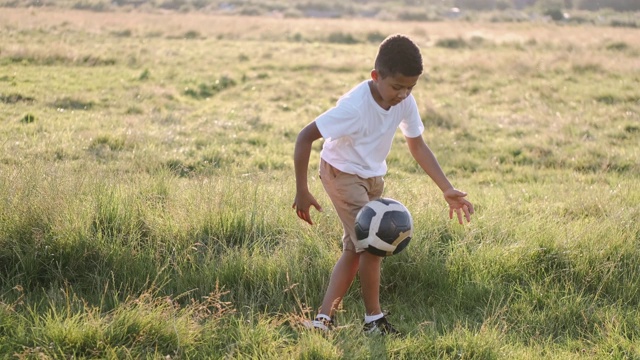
{"left": 368, "top": 80, "right": 390, "bottom": 110}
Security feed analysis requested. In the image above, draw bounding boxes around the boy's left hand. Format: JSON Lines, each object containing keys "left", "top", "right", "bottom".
{"left": 443, "top": 188, "right": 474, "bottom": 224}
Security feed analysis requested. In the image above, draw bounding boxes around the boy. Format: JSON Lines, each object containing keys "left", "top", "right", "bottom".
{"left": 292, "top": 34, "right": 474, "bottom": 335}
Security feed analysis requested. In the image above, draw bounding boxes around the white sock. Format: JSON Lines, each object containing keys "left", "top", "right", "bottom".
{"left": 315, "top": 314, "right": 331, "bottom": 321}
{"left": 364, "top": 313, "right": 384, "bottom": 324}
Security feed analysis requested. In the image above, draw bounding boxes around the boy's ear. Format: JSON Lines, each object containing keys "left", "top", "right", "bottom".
{"left": 370, "top": 69, "right": 379, "bottom": 82}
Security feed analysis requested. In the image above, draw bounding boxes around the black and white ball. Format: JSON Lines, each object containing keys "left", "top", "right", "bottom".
{"left": 355, "top": 198, "right": 413, "bottom": 257}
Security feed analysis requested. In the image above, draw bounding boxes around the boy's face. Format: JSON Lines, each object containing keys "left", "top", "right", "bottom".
{"left": 369, "top": 69, "right": 420, "bottom": 109}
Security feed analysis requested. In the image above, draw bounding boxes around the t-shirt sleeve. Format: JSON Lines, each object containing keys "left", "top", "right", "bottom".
{"left": 399, "top": 95, "right": 424, "bottom": 138}
{"left": 315, "top": 102, "right": 360, "bottom": 140}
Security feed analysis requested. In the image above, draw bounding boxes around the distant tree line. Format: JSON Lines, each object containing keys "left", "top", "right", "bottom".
{"left": 2, "top": 0, "right": 638, "bottom": 16}
{"left": 102, "top": 0, "right": 640, "bottom": 12}
{"left": 441, "top": 0, "right": 639, "bottom": 11}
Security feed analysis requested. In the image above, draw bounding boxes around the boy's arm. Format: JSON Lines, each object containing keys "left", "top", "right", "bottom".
{"left": 292, "top": 121, "right": 324, "bottom": 225}
{"left": 405, "top": 135, "right": 474, "bottom": 224}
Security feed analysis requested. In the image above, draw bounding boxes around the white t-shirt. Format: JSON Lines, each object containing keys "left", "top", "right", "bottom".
{"left": 315, "top": 80, "right": 424, "bottom": 178}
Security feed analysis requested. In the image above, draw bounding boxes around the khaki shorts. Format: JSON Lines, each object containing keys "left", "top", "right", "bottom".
{"left": 319, "top": 159, "right": 384, "bottom": 253}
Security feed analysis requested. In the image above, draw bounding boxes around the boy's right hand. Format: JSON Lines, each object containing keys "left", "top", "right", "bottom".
{"left": 292, "top": 191, "right": 323, "bottom": 225}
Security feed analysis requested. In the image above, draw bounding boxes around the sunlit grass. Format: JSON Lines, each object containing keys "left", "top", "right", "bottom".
{"left": 1, "top": 8, "right": 639, "bottom": 358}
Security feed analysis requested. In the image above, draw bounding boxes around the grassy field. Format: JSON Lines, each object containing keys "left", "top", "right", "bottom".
{"left": 1, "top": 8, "right": 640, "bottom": 359}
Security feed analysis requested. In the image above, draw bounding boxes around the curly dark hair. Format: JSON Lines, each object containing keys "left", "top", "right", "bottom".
{"left": 374, "top": 34, "right": 423, "bottom": 78}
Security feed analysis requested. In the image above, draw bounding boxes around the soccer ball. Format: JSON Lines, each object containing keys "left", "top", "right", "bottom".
{"left": 355, "top": 198, "right": 413, "bottom": 257}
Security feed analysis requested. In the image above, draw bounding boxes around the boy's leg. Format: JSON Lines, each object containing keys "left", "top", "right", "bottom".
{"left": 317, "top": 159, "right": 385, "bottom": 321}
{"left": 317, "top": 160, "right": 371, "bottom": 318}
{"left": 359, "top": 251, "right": 383, "bottom": 316}
{"left": 360, "top": 251, "right": 400, "bottom": 335}
{"left": 319, "top": 249, "right": 359, "bottom": 317}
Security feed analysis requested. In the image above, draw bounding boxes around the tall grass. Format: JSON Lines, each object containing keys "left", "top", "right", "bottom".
{"left": 1, "top": 8, "right": 639, "bottom": 359}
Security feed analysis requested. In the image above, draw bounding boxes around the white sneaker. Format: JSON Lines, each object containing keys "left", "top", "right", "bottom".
{"left": 302, "top": 316, "right": 335, "bottom": 331}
